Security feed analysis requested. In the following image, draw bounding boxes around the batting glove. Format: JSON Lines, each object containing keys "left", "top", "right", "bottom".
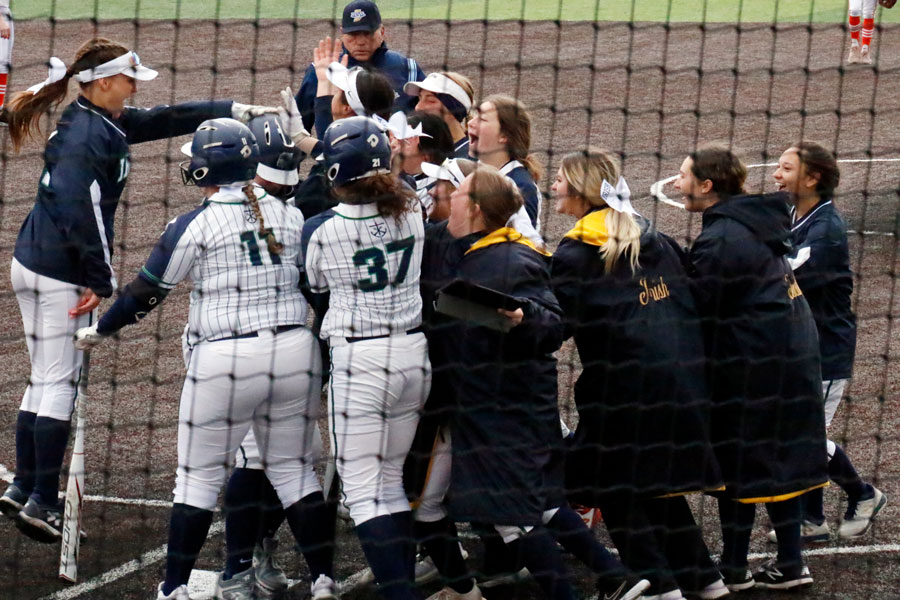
{"left": 74, "top": 323, "right": 107, "bottom": 350}
{"left": 231, "top": 101, "right": 280, "bottom": 123}
{"left": 279, "top": 87, "right": 319, "bottom": 155}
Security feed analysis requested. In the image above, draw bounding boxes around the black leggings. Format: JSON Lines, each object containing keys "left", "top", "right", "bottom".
{"left": 718, "top": 496, "right": 802, "bottom": 569}
{"left": 599, "top": 495, "right": 719, "bottom": 593}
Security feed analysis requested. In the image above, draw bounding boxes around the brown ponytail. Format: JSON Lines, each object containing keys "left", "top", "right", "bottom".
{"left": 6, "top": 38, "right": 129, "bottom": 152}
{"left": 482, "top": 94, "right": 544, "bottom": 181}
{"left": 244, "top": 185, "right": 283, "bottom": 256}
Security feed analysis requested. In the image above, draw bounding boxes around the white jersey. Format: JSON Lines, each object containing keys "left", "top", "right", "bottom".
{"left": 303, "top": 200, "right": 424, "bottom": 340}
{"left": 142, "top": 185, "right": 308, "bottom": 345}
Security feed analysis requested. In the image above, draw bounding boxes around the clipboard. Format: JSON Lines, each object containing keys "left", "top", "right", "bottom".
{"left": 434, "top": 279, "right": 523, "bottom": 332}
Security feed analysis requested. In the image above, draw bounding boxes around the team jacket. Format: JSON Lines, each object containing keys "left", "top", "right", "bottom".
{"left": 687, "top": 193, "right": 828, "bottom": 501}
{"left": 550, "top": 209, "right": 722, "bottom": 502}
{"left": 788, "top": 198, "right": 857, "bottom": 380}
{"left": 499, "top": 160, "right": 542, "bottom": 229}
{"left": 296, "top": 42, "right": 425, "bottom": 133}
{"left": 13, "top": 96, "right": 233, "bottom": 297}
{"left": 421, "top": 224, "right": 566, "bottom": 526}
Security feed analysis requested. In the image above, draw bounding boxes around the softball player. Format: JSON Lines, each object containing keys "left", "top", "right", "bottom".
{"left": 466, "top": 95, "right": 543, "bottom": 228}
{"left": 550, "top": 149, "right": 723, "bottom": 600}
{"left": 675, "top": 145, "right": 828, "bottom": 591}
{"left": 392, "top": 112, "right": 454, "bottom": 217}
{"left": 404, "top": 71, "right": 475, "bottom": 158}
{"left": 847, "top": 0, "right": 878, "bottom": 64}
{"left": 303, "top": 116, "right": 430, "bottom": 600}
{"left": 75, "top": 118, "right": 332, "bottom": 600}
{"left": 0, "top": 37, "right": 276, "bottom": 544}
{"left": 0, "top": 0, "right": 13, "bottom": 110}
{"left": 770, "top": 142, "right": 885, "bottom": 542}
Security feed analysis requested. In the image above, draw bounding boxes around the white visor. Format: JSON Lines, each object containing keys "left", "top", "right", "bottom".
{"left": 326, "top": 62, "right": 367, "bottom": 117}
{"left": 181, "top": 141, "right": 193, "bottom": 157}
{"left": 421, "top": 158, "right": 468, "bottom": 189}
{"left": 75, "top": 51, "right": 158, "bottom": 83}
{"left": 403, "top": 73, "right": 472, "bottom": 112}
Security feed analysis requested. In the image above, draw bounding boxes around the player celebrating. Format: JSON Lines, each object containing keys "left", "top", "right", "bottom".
{"left": 769, "top": 142, "right": 886, "bottom": 542}
{"left": 74, "top": 118, "right": 332, "bottom": 600}
{"left": 303, "top": 116, "right": 430, "bottom": 600}
{"left": 550, "top": 149, "right": 724, "bottom": 600}
{"left": 0, "top": 38, "right": 275, "bottom": 544}
{"left": 405, "top": 72, "right": 476, "bottom": 158}
{"left": 675, "top": 145, "right": 828, "bottom": 591}
{"left": 467, "top": 95, "right": 543, "bottom": 228}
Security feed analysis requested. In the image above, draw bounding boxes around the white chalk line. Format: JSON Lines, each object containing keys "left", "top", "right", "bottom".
{"left": 1, "top": 463, "right": 174, "bottom": 509}
{"left": 651, "top": 157, "right": 899, "bottom": 238}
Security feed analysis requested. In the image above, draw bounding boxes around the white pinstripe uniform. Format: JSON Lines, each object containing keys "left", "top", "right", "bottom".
{"left": 148, "top": 186, "right": 322, "bottom": 511}
{"left": 304, "top": 199, "right": 431, "bottom": 525}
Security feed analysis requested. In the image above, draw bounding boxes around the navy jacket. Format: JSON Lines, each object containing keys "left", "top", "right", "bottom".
{"left": 688, "top": 193, "right": 828, "bottom": 500}
{"left": 551, "top": 210, "right": 722, "bottom": 501}
{"left": 13, "top": 96, "right": 232, "bottom": 297}
{"left": 422, "top": 224, "right": 566, "bottom": 526}
{"left": 500, "top": 160, "right": 541, "bottom": 228}
{"left": 296, "top": 43, "right": 425, "bottom": 133}
{"left": 789, "top": 199, "right": 856, "bottom": 380}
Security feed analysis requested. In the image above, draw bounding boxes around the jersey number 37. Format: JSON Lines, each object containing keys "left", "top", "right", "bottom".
{"left": 353, "top": 236, "right": 414, "bottom": 292}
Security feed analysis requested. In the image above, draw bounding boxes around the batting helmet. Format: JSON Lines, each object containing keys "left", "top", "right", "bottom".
{"left": 247, "top": 114, "right": 302, "bottom": 186}
{"left": 322, "top": 116, "right": 391, "bottom": 187}
{"left": 180, "top": 118, "right": 259, "bottom": 187}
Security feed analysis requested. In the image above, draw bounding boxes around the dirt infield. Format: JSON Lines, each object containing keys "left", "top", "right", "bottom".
{"left": 0, "top": 17, "right": 897, "bottom": 600}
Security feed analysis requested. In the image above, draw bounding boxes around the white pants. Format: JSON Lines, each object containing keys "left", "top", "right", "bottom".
{"left": 414, "top": 426, "right": 452, "bottom": 523}
{"left": 329, "top": 333, "right": 431, "bottom": 525}
{"left": 0, "top": 8, "right": 12, "bottom": 75}
{"left": 848, "top": 0, "right": 877, "bottom": 18}
{"left": 174, "top": 327, "right": 322, "bottom": 511}
{"left": 823, "top": 378, "right": 848, "bottom": 428}
{"left": 11, "top": 258, "right": 91, "bottom": 421}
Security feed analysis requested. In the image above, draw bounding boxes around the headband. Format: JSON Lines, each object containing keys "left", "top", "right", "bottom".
{"left": 27, "top": 51, "right": 158, "bottom": 95}
{"left": 600, "top": 176, "right": 636, "bottom": 214}
{"left": 326, "top": 62, "right": 368, "bottom": 117}
{"left": 421, "top": 158, "right": 468, "bottom": 189}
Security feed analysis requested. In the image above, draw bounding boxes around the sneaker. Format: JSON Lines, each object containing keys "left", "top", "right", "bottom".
{"left": 416, "top": 554, "right": 441, "bottom": 585}
{"left": 860, "top": 46, "right": 873, "bottom": 65}
{"left": 215, "top": 568, "right": 255, "bottom": 600}
{"left": 687, "top": 578, "right": 729, "bottom": 599}
{"left": 839, "top": 487, "right": 887, "bottom": 539}
{"left": 311, "top": 574, "right": 338, "bottom": 600}
{"left": 479, "top": 567, "right": 530, "bottom": 588}
{"left": 253, "top": 537, "right": 289, "bottom": 596}
{"left": 752, "top": 560, "right": 813, "bottom": 590}
{"left": 643, "top": 589, "right": 685, "bottom": 600}
{"left": 719, "top": 567, "right": 754, "bottom": 592}
{"left": 765, "top": 519, "right": 830, "bottom": 544}
{"left": 597, "top": 573, "right": 651, "bottom": 600}
{"left": 157, "top": 583, "right": 192, "bottom": 600}
{"left": 426, "top": 584, "right": 485, "bottom": 600}
{"left": 0, "top": 485, "right": 28, "bottom": 519}
{"left": 848, "top": 45, "right": 861, "bottom": 64}
{"left": 15, "top": 497, "right": 64, "bottom": 543}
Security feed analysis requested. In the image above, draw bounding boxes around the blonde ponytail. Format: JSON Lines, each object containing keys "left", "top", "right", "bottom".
{"left": 560, "top": 148, "right": 642, "bottom": 274}
{"left": 244, "top": 185, "right": 283, "bottom": 256}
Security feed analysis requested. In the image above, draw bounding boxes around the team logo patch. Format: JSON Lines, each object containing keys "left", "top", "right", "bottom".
{"left": 369, "top": 221, "right": 387, "bottom": 237}
{"left": 244, "top": 206, "right": 257, "bottom": 223}
{"left": 367, "top": 133, "right": 380, "bottom": 148}
{"left": 350, "top": 8, "right": 366, "bottom": 22}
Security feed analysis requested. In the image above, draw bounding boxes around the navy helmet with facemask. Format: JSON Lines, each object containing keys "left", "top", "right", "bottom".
{"left": 180, "top": 118, "right": 259, "bottom": 187}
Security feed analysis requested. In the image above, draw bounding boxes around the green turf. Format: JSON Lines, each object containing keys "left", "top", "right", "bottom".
{"left": 13, "top": 0, "right": 900, "bottom": 23}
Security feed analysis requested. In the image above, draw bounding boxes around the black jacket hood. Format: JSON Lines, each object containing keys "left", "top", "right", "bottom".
{"left": 702, "top": 192, "right": 792, "bottom": 256}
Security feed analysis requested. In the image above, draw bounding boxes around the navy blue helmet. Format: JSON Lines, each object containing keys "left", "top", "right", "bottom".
{"left": 322, "top": 116, "right": 391, "bottom": 187}
{"left": 180, "top": 118, "right": 259, "bottom": 187}
{"left": 247, "top": 114, "right": 303, "bottom": 186}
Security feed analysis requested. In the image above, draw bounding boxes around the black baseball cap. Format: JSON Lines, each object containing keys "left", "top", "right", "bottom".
{"left": 342, "top": 1, "right": 382, "bottom": 33}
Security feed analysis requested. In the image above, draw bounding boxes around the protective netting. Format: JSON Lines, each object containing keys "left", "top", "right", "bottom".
{"left": 0, "top": 1, "right": 897, "bottom": 599}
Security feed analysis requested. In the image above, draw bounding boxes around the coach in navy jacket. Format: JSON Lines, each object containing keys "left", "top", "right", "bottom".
{"left": 14, "top": 96, "right": 233, "bottom": 299}
{"left": 295, "top": 0, "right": 425, "bottom": 133}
